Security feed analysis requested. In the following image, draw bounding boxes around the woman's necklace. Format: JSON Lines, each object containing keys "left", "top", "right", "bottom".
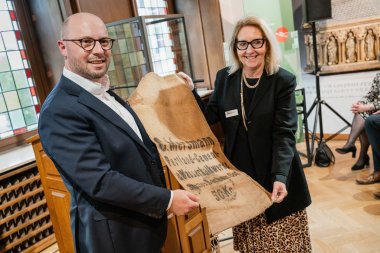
{"left": 240, "top": 71, "right": 262, "bottom": 131}
{"left": 243, "top": 72, "right": 261, "bottom": 89}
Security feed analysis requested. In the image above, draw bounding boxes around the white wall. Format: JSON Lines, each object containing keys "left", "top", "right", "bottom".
{"left": 302, "top": 71, "right": 377, "bottom": 135}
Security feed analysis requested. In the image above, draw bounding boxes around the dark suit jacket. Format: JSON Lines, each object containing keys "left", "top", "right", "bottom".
{"left": 38, "top": 75, "right": 171, "bottom": 253}
{"left": 194, "top": 67, "right": 311, "bottom": 222}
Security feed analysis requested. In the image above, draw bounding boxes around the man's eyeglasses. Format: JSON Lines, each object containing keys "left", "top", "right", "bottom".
{"left": 63, "top": 38, "right": 115, "bottom": 51}
{"left": 235, "top": 38, "right": 266, "bottom": 50}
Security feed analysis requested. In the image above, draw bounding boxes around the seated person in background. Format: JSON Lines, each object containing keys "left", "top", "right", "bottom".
{"left": 336, "top": 72, "right": 380, "bottom": 170}
{"left": 356, "top": 114, "right": 380, "bottom": 186}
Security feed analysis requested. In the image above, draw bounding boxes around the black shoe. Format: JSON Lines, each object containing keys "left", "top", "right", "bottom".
{"left": 335, "top": 145, "right": 357, "bottom": 158}
{"left": 351, "top": 154, "right": 370, "bottom": 171}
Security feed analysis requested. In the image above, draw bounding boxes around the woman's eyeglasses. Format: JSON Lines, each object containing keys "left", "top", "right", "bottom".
{"left": 235, "top": 38, "right": 266, "bottom": 50}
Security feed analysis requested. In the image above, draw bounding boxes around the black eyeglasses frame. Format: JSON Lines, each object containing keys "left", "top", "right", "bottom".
{"left": 235, "top": 38, "right": 266, "bottom": 50}
{"left": 62, "top": 38, "right": 115, "bottom": 51}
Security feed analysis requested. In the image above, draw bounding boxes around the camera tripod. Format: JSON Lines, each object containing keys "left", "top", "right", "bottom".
{"left": 306, "top": 22, "right": 351, "bottom": 159}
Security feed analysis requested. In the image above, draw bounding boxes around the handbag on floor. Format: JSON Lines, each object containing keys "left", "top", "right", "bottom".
{"left": 315, "top": 140, "right": 335, "bottom": 167}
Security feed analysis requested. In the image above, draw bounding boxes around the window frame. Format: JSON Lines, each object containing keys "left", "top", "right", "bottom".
{"left": 0, "top": 0, "right": 50, "bottom": 152}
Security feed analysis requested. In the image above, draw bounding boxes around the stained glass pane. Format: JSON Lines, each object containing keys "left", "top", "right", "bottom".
{"left": 12, "top": 21, "right": 18, "bottom": 30}
{"left": 121, "top": 53, "right": 130, "bottom": 67}
{"left": 0, "top": 71, "right": 15, "bottom": 91}
{"left": 13, "top": 69, "right": 27, "bottom": 88}
{"left": 7, "top": 51, "right": 23, "bottom": 70}
{"left": 0, "top": 0, "right": 8, "bottom": 10}
{"left": 0, "top": 52, "right": 11, "bottom": 71}
{"left": 33, "top": 96, "right": 38, "bottom": 105}
{"left": 3, "top": 90, "right": 20, "bottom": 110}
{"left": 0, "top": 112, "right": 12, "bottom": 134}
{"left": 9, "top": 108, "right": 25, "bottom": 129}
{"left": 108, "top": 57, "right": 115, "bottom": 71}
{"left": 137, "top": 0, "right": 144, "bottom": 7}
{"left": 23, "top": 106, "right": 37, "bottom": 125}
{"left": 28, "top": 77, "right": 34, "bottom": 87}
{"left": 118, "top": 39, "right": 128, "bottom": 53}
{"left": 0, "top": 35, "right": 5, "bottom": 51}
{"left": 0, "top": 11, "right": 12, "bottom": 31}
{"left": 23, "top": 59, "right": 29, "bottom": 68}
{"left": 27, "top": 124, "right": 37, "bottom": 131}
{"left": 0, "top": 94, "right": 6, "bottom": 112}
{"left": 7, "top": 0, "right": 13, "bottom": 10}
{"left": 3, "top": 31, "right": 18, "bottom": 50}
{"left": 18, "top": 88, "right": 33, "bottom": 107}
{"left": 18, "top": 40, "right": 23, "bottom": 49}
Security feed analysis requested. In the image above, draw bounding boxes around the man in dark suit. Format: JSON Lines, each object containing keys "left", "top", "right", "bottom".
{"left": 38, "top": 12, "right": 199, "bottom": 253}
{"left": 356, "top": 114, "right": 380, "bottom": 190}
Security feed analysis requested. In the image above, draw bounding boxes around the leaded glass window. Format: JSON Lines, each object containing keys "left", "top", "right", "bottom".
{"left": 136, "top": 0, "right": 168, "bottom": 16}
{"left": 136, "top": 0, "right": 177, "bottom": 76}
{"left": 0, "top": 0, "right": 40, "bottom": 140}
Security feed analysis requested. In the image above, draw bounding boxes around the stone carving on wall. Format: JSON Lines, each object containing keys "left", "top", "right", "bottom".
{"left": 365, "top": 29, "right": 376, "bottom": 60}
{"left": 327, "top": 35, "right": 338, "bottom": 65}
{"left": 304, "top": 17, "right": 380, "bottom": 74}
{"left": 345, "top": 31, "right": 357, "bottom": 63}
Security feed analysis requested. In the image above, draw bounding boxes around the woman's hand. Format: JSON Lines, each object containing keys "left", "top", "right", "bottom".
{"left": 271, "top": 181, "right": 288, "bottom": 203}
{"left": 373, "top": 109, "right": 380, "bottom": 115}
{"left": 351, "top": 101, "right": 373, "bottom": 113}
{"left": 177, "top": 72, "right": 195, "bottom": 91}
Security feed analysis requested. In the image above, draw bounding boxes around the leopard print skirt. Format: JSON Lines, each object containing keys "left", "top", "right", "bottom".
{"left": 232, "top": 209, "right": 311, "bottom": 253}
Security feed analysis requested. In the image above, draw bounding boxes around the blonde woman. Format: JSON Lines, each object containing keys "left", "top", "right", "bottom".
{"left": 179, "top": 16, "right": 311, "bottom": 252}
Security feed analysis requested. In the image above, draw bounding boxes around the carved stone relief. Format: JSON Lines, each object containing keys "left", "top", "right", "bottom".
{"left": 303, "top": 11, "right": 380, "bottom": 74}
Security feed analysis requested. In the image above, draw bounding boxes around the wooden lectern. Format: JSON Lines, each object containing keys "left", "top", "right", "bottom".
{"left": 28, "top": 135, "right": 212, "bottom": 253}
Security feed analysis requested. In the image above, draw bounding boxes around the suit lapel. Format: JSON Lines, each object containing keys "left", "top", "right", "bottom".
{"left": 233, "top": 70, "right": 242, "bottom": 110}
{"left": 59, "top": 77, "right": 152, "bottom": 156}
{"left": 78, "top": 91, "right": 153, "bottom": 155}
{"left": 107, "top": 90, "right": 154, "bottom": 149}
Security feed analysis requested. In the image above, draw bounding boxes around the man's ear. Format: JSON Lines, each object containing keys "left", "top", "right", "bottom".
{"left": 57, "top": 40, "right": 67, "bottom": 57}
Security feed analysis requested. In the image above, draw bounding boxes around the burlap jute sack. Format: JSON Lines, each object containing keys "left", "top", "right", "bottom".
{"left": 128, "top": 72, "right": 272, "bottom": 235}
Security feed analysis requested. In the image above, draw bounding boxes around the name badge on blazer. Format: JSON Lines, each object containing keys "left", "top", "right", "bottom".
{"left": 225, "top": 109, "right": 238, "bottom": 118}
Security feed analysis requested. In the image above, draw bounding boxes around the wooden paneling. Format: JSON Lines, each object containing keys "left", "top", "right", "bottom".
{"left": 27, "top": 0, "right": 65, "bottom": 90}
{"left": 74, "top": 0, "right": 135, "bottom": 23}
{"left": 28, "top": 136, "right": 74, "bottom": 253}
{"left": 174, "top": 0, "right": 225, "bottom": 89}
{"left": 198, "top": 0, "right": 225, "bottom": 89}
{"left": 174, "top": 0, "right": 211, "bottom": 88}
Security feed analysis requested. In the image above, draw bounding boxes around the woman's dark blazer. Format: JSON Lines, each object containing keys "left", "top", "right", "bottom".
{"left": 39, "top": 75, "right": 170, "bottom": 253}
{"left": 194, "top": 67, "right": 311, "bottom": 223}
